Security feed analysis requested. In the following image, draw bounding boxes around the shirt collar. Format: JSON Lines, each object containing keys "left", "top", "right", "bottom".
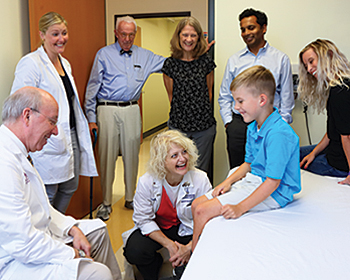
{"left": 116, "top": 41, "right": 122, "bottom": 52}
{"left": 1, "top": 125, "right": 28, "bottom": 157}
{"left": 249, "top": 107, "right": 279, "bottom": 140}
{"left": 116, "top": 41, "right": 134, "bottom": 54}
{"left": 239, "top": 41, "right": 269, "bottom": 57}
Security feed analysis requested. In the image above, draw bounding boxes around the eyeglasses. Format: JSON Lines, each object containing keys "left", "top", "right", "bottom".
{"left": 30, "top": 108, "right": 58, "bottom": 127}
{"left": 118, "top": 32, "right": 136, "bottom": 39}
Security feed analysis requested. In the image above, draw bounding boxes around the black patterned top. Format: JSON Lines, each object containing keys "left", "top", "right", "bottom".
{"left": 162, "top": 53, "right": 216, "bottom": 132}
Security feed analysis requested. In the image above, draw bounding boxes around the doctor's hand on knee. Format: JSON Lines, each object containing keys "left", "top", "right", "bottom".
{"left": 73, "top": 248, "right": 93, "bottom": 260}
{"left": 69, "top": 226, "right": 92, "bottom": 258}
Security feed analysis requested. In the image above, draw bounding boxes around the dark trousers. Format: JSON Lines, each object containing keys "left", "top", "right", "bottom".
{"left": 123, "top": 225, "right": 192, "bottom": 280}
{"left": 177, "top": 124, "right": 217, "bottom": 174}
{"left": 226, "top": 113, "right": 249, "bottom": 169}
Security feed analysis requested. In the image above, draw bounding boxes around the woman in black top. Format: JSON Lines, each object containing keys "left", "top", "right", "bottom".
{"left": 162, "top": 17, "right": 216, "bottom": 174}
{"left": 299, "top": 39, "right": 350, "bottom": 185}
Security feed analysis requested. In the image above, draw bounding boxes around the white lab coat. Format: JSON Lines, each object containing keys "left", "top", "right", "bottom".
{"left": 10, "top": 46, "right": 97, "bottom": 184}
{"left": 133, "top": 170, "right": 212, "bottom": 237}
{"left": 0, "top": 125, "right": 104, "bottom": 280}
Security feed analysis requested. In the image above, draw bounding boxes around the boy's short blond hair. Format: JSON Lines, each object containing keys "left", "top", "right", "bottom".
{"left": 230, "top": 65, "right": 276, "bottom": 104}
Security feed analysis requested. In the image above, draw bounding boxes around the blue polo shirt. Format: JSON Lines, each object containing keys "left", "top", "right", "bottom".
{"left": 245, "top": 108, "right": 301, "bottom": 207}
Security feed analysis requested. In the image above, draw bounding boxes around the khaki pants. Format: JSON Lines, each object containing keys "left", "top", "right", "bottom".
{"left": 77, "top": 227, "right": 122, "bottom": 280}
{"left": 97, "top": 103, "right": 141, "bottom": 203}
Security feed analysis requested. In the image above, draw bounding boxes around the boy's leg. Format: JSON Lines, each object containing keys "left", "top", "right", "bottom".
{"left": 192, "top": 197, "right": 222, "bottom": 251}
{"left": 191, "top": 194, "right": 209, "bottom": 214}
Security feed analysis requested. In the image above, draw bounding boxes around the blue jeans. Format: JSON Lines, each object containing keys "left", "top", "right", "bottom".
{"left": 300, "top": 145, "right": 347, "bottom": 177}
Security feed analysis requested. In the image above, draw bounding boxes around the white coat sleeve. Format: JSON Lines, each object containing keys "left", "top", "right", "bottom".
{"left": 132, "top": 176, "right": 161, "bottom": 235}
{"left": 49, "top": 206, "right": 78, "bottom": 238}
{"left": 0, "top": 160, "right": 74, "bottom": 264}
{"left": 10, "top": 55, "right": 41, "bottom": 94}
{"left": 49, "top": 207, "right": 106, "bottom": 242}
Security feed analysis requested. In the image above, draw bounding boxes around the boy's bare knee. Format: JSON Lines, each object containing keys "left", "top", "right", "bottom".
{"left": 192, "top": 195, "right": 209, "bottom": 216}
{"left": 194, "top": 198, "right": 222, "bottom": 222}
{"left": 194, "top": 203, "right": 207, "bottom": 219}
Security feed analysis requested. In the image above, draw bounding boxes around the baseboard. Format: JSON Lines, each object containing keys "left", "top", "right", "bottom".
{"left": 143, "top": 122, "right": 168, "bottom": 139}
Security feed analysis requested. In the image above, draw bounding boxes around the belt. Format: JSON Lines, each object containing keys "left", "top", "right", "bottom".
{"left": 97, "top": 100, "right": 138, "bottom": 107}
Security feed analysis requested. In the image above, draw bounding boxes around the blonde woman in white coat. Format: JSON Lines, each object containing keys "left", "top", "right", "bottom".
{"left": 11, "top": 12, "right": 97, "bottom": 213}
{"left": 123, "top": 130, "right": 212, "bottom": 280}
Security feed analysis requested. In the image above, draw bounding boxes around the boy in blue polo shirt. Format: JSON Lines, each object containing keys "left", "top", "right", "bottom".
{"left": 192, "top": 65, "right": 300, "bottom": 251}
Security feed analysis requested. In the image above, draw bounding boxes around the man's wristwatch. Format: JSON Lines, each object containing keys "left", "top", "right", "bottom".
{"left": 78, "top": 249, "right": 86, "bottom": 258}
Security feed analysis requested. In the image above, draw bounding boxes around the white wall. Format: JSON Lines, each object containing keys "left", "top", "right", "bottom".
{"left": 0, "top": 0, "right": 30, "bottom": 124}
{"left": 213, "top": 0, "right": 350, "bottom": 185}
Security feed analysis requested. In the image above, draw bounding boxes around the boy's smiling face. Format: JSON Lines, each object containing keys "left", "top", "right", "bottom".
{"left": 233, "top": 86, "right": 262, "bottom": 124}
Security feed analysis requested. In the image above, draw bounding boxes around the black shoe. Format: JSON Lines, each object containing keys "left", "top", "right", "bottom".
{"left": 174, "top": 265, "right": 186, "bottom": 280}
{"left": 159, "top": 265, "right": 186, "bottom": 280}
{"left": 124, "top": 200, "right": 134, "bottom": 210}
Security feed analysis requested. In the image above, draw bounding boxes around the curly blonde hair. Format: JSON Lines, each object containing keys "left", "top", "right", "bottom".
{"left": 147, "top": 130, "right": 198, "bottom": 180}
{"left": 298, "top": 39, "right": 350, "bottom": 113}
{"left": 170, "top": 17, "right": 207, "bottom": 60}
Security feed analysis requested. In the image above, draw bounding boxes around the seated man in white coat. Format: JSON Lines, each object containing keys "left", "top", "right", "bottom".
{"left": 0, "top": 86, "right": 121, "bottom": 280}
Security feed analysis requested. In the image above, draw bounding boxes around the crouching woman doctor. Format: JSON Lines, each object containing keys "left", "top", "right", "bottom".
{"left": 10, "top": 12, "right": 97, "bottom": 213}
{"left": 123, "top": 130, "right": 212, "bottom": 280}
